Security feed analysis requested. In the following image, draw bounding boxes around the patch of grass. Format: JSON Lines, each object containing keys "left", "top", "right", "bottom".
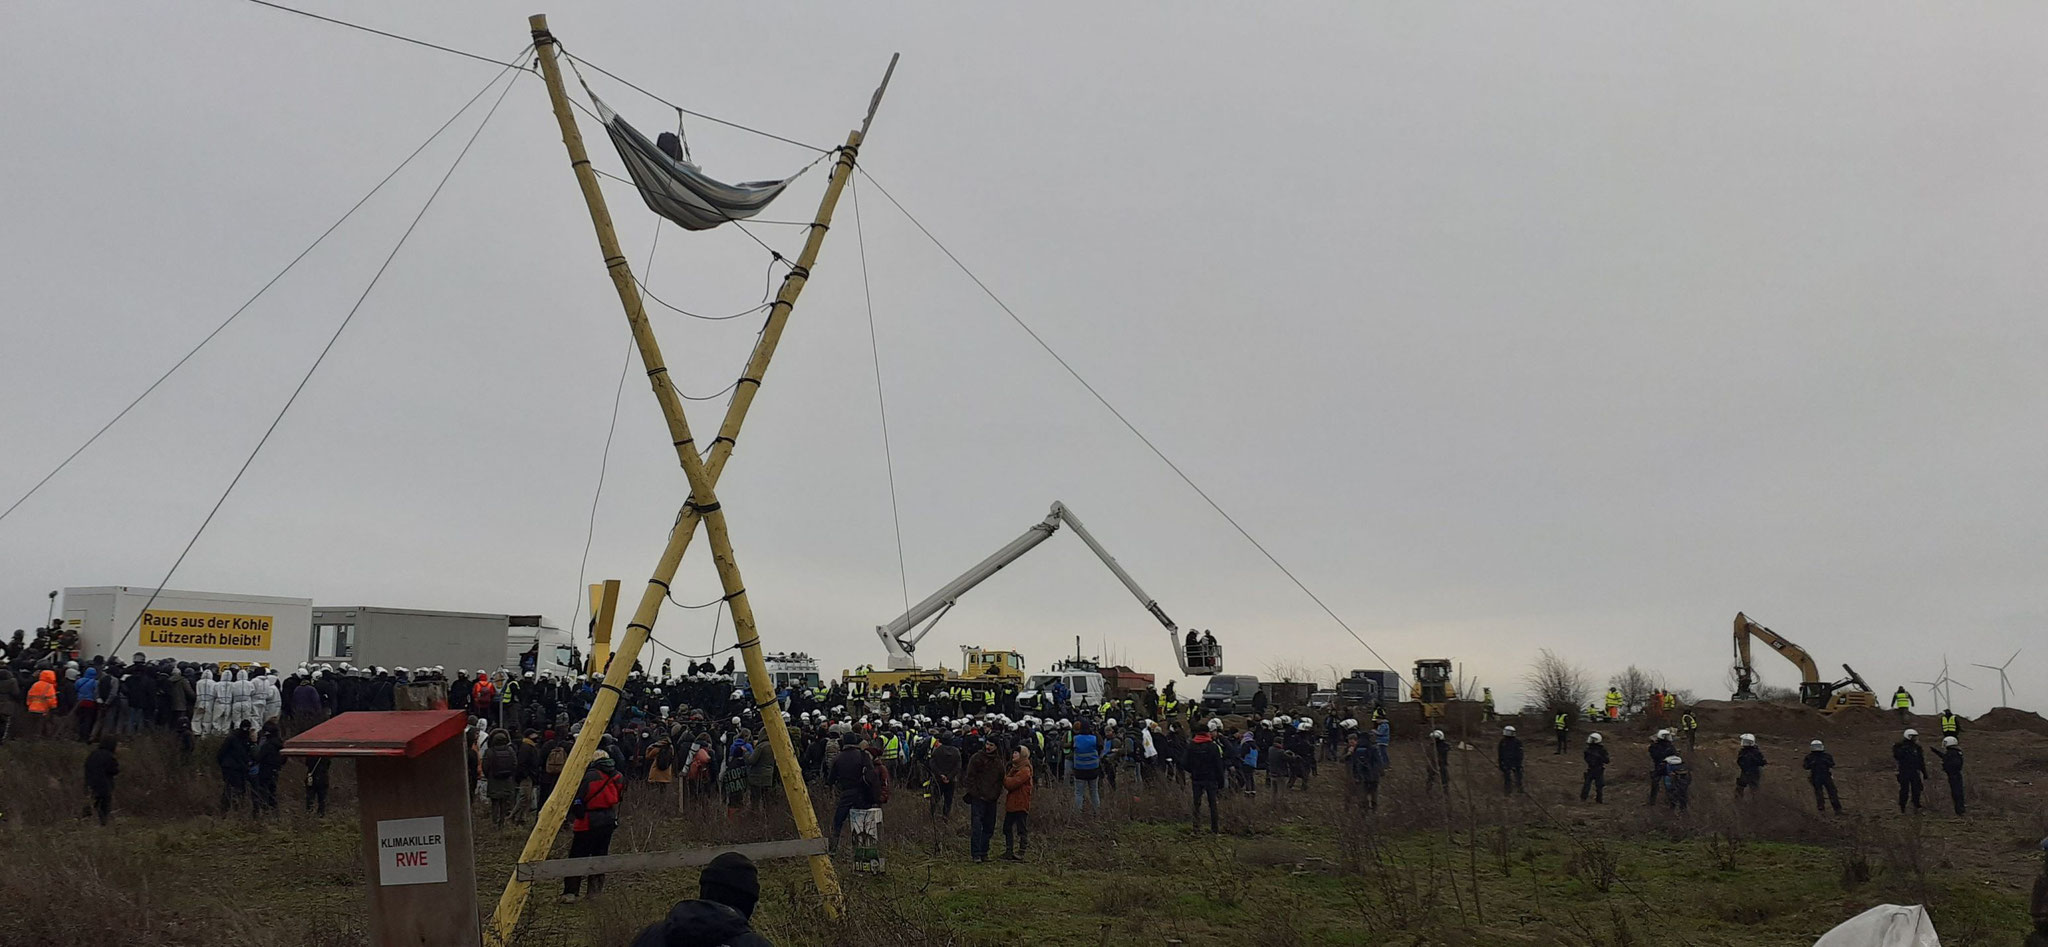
{"left": 1, "top": 729, "right": 2038, "bottom": 946}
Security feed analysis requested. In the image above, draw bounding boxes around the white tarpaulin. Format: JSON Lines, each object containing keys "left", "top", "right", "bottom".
{"left": 1814, "top": 904, "right": 1940, "bottom": 947}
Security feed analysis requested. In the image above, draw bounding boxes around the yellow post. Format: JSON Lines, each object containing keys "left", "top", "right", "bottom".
{"left": 487, "top": 16, "right": 888, "bottom": 943}
{"left": 588, "top": 579, "right": 619, "bottom": 674}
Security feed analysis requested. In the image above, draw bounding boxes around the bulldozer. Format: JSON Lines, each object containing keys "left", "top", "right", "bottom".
{"left": 1409, "top": 658, "right": 1457, "bottom": 720}
{"left": 1730, "top": 612, "right": 1878, "bottom": 714}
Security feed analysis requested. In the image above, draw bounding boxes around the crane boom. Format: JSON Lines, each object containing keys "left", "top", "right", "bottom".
{"left": 873, "top": 501, "right": 1217, "bottom": 674}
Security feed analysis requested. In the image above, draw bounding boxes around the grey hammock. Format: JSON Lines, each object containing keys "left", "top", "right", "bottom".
{"left": 595, "top": 96, "right": 793, "bottom": 231}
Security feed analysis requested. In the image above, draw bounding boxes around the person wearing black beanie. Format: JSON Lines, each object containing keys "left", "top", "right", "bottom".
{"left": 629, "top": 851, "right": 773, "bottom": 947}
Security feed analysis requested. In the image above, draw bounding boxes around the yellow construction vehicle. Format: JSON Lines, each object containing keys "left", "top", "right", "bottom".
{"left": 843, "top": 645, "right": 1025, "bottom": 705}
{"left": 1730, "top": 612, "right": 1878, "bottom": 713}
{"left": 1410, "top": 658, "right": 1457, "bottom": 719}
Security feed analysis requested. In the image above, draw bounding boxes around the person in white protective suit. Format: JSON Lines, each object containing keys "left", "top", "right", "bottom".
{"left": 195, "top": 669, "right": 219, "bottom": 735}
{"left": 257, "top": 673, "right": 283, "bottom": 729}
{"left": 228, "top": 669, "right": 253, "bottom": 732}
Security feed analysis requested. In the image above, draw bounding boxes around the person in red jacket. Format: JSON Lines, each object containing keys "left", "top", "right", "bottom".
{"left": 562, "top": 750, "right": 625, "bottom": 902}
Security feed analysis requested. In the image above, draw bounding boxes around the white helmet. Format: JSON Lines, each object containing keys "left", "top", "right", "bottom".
{"left": 1942, "top": 736, "right": 1957, "bottom": 748}
{"left": 1655, "top": 729, "right": 1671, "bottom": 740}
{"left": 1106, "top": 718, "right": 1118, "bottom": 728}
{"left": 1296, "top": 721, "right": 1311, "bottom": 732}
{"left": 1430, "top": 729, "right": 1445, "bottom": 741}
{"left": 1342, "top": 718, "right": 1359, "bottom": 730}
{"left": 1207, "top": 718, "right": 1221, "bottom": 732}
{"left": 1587, "top": 732, "right": 1602, "bottom": 744}
{"left": 1903, "top": 729, "right": 1918, "bottom": 740}
{"left": 1502, "top": 725, "right": 1517, "bottom": 736}
{"left": 1810, "top": 739, "right": 1825, "bottom": 750}
{"left": 731, "top": 716, "right": 742, "bottom": 726}
{"left": 1740, "top": 733, "right": 1756, "bottom": 746}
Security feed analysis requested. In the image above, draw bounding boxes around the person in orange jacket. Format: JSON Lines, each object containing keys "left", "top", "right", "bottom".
{"left": 471, "top": 672, "right": 500, "bottom": 723}
{"left": 27, "top": 669, "right": 59, "bottom": 739}
{"left": 1001, "top": 743, "right": 1034, "bottom": 861}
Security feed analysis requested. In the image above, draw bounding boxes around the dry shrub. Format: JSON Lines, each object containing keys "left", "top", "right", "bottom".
{"left": 1566, "top": 836, "right": 1620, "bottom": 892}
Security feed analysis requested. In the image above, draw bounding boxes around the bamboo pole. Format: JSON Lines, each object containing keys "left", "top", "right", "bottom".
{"left": 488, "top": 16, "right": 885, "bottom": 943}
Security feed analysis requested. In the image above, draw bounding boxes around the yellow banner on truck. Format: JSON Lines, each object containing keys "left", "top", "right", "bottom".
{"left": 139, "top": 609, "right": 274, "bottom": 650}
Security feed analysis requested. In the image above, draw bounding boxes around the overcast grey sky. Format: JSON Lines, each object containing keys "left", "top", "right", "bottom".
{"left": 3, "top": 2, "right": 2042, "bottom": 713}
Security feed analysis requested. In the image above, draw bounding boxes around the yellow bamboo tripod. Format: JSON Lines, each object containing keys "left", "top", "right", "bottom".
{"left": 485, "top": 16, "right": 893, "bottom": 944}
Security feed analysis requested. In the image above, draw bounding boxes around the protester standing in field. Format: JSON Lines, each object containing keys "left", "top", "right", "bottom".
{"left": 964, "top": 738, "right": 1004, "bottom": 863}
{"left": 83, "top": 735, "right": 119, "bottom": 825}
{"left": 1001, "top": 743, "right": 1033, "bottom": 861}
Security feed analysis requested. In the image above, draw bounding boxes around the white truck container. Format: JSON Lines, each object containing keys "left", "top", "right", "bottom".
{"left": 309, "top": 606, "right": 580, "bottom": 680}
{"left": 63, "top": 586, "right": 313, "bottom": 669}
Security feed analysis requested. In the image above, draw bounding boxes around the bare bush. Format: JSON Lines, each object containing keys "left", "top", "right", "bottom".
{"left": 1524, "top": 649, "right": 1593, "bottom": 715}
{"left": 1265, "top": 660, "right": 1314, "bottom": 684}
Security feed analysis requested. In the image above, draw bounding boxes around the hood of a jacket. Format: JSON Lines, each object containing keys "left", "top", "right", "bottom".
{"left": 638, "top": 900, "right": 754, "bottom": 947}
{"left": 38, "top": 670, "right": 57, "bottom": 685}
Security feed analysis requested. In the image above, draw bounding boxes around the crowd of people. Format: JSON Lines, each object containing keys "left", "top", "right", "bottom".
{"left": 0, "top": 620, "right": 2010, "bottom": 944}
{"left": 1505, "top": 715, "right": 1972, "bottom": 817}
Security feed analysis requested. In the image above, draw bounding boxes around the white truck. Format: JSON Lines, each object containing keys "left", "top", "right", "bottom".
{"left": 63, "top": 586, "right": 313, "bottom": 668}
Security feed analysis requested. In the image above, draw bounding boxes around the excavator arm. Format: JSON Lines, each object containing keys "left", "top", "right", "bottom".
{"left": 1731, "top": 611, "right": 1822, "bottom": 699}
{"left": 873, "top": 501, "right": 1219, "bottom": 674}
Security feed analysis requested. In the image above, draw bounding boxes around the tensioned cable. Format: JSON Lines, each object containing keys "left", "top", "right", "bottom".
{"left": 857, "top": 167, "right": 1409, "bottom": 687}
{"left": 0, "top": 54, "right": 529, "bottom": 528}
{"left": 232, "top": 1, "right": 826, "bottom": 154}
{"left": 236, "top": 0, "right": 522, "bottom": 68}
{"left": 112, "top": 66, "right": 523, "bottom": 655}
{"left": 851, "top": 177, "right": 911, "bottom": 614}
{"left": 560, "top": 49, "right": 829, "bottom": 154}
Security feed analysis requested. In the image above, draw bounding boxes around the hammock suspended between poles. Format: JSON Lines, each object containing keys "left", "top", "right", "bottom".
{"left": 593, "top": 95, "right": 794, "bottom": 231}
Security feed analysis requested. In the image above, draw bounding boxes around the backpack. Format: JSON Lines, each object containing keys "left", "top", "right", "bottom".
{"left": 485, "top": 746, "right": 518, "bottom": 779}
{"left": 656, "top": 744, "right": 677, "bottom": 771}
{"left": 545, "top": 744, "right": 568, "bottom": 776}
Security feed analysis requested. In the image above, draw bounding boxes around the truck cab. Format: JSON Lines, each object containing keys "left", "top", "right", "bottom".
{"left": 506, "top": 618, "right": 578, "bottom": 680}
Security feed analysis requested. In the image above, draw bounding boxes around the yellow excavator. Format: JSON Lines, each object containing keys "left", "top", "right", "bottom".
{"left": 1730, "top": 612, "right": 1878, "bottom": 713}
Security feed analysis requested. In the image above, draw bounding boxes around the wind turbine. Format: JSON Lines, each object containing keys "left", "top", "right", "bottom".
{"left": 1972, "top": 649, "right": 2020, "bottom": 709}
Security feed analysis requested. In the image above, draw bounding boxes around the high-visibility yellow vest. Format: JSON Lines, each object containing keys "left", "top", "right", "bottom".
{"left": 1604, "top": 691, "right": 1622, "bottom": 708}
{"left": 1893, "top": 691, "right": 1912, "bottom": 709}
{"left": 1554, "top": 713, "right": 1568, "bottom": 731}
{"left": 982, "top": 690, "right": 994, "bottom": 706}
{"left": 882, "top": 735, "right": 901, "bottom": 760}
{"left": 1680, "top": 713, "right": 1697, "bottom": 731}
{"left": 1939, "top": 713, "right": 1958, "bottom": 734}
{"left": 1662, "top": 694, "right": 1676, "bottom": 710}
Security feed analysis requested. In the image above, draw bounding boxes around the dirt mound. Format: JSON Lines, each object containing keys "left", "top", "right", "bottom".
{"left": 1818, "top": 704, "right": 1894, "bottom": 728}
{"left": 1685, "top": 698, "right": 1820, "bottom": 733}
{"left": 1974, "top": 707, "right": 2048, "bottom": 736}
